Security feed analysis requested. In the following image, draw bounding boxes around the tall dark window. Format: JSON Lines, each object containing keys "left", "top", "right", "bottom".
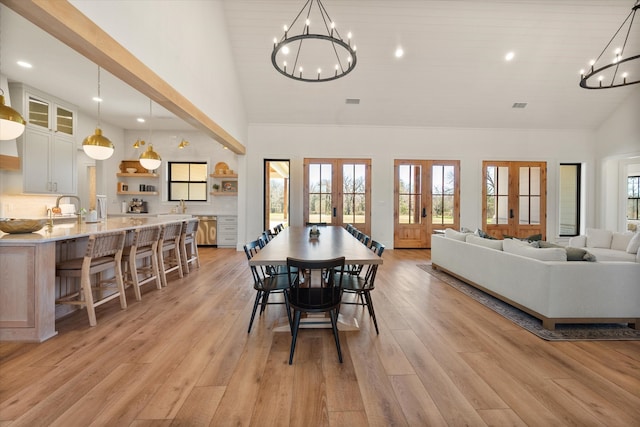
{"left": 628, "top": 176, "right": 640, "bottom": 221}
{"left": 559, "top": 163, "right": 581, "bottom": 236}
{"left": 168, "top": 162, "right": 208, "bottom": 201}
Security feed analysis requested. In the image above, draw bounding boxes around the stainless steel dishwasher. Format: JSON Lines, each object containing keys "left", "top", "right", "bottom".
{"left": 196, "top": 215, "right": 217, "bottom": 246}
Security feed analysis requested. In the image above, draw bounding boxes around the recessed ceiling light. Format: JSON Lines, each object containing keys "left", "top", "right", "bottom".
{"left": 505, "top": 51, "right": 515, "bottom": 61}
{"left": 512, "top": 102, "right": 527, "bottom": 109}
{"left": 17, "top": 60, "right": 32, "bottom": 68}
{"left": 137, "top": 118, "right": 145, "bottom": 123}
{"left": 92, "top": 96, "right": 102, "bottom": 102}
{"left": 395, "top": 47, "right": 404, "bottom": 58}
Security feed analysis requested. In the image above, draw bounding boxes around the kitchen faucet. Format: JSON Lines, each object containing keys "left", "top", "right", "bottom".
{"left": 55, "top": 195, "right": 82, "bottom": 223}
{"left": 179, "top": 199, "right": 186, "bottom": 213}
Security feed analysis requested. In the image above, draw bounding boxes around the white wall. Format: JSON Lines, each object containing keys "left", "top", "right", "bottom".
{"left": 594, "top": 86, "right": 640, "bottom": 231}
{"left": 70, "top": 0, "right": 248, "bottom": 146}
{"left": 242, "top": 124, "right": 596, "bottom": 249}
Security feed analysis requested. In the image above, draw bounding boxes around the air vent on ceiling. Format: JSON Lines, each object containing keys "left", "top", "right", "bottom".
{"left": 345, "top": 98, "right": 360, "bottom": 105}
{"left": 512, "top": 102, "right": 528, "bottom": 109}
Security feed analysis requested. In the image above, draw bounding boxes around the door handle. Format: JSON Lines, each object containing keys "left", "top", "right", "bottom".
{"left": 422, "top": 207, "right": 427, "bottom": 218}
{"left": 333, "top": 207, "right": 337, "bottom": 217}
{"left": 510, "top": 209, "right": 514, "bottom": 219}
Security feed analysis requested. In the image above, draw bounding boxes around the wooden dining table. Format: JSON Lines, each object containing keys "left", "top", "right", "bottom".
{"left": 248, "top": 225, "right": 383, "bottom": 331}
{"left": 248, "top": 225, "right": 382, "bottom": 267}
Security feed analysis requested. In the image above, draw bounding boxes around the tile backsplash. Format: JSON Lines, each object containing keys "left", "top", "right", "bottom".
{"left": 1, "top": 194, "right": 65, "bottom": 218}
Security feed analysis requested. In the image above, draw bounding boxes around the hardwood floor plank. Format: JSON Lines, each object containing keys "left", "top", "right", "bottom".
{"left": 169, "top": 386, "right": 225, "bottom": 427}
{"left": 389, "top": 374, "right": 448, "bottom": 427}
{"left": 476, "top": 408, "right": 528, "bottom": 427}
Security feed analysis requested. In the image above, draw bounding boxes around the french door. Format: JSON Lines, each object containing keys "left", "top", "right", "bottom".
{"left": 482, "top": 161, "right": 547, "bottom": 240}
{"left": 394, "top": 160, "right": 460, "bottom": 248}
{"left": 303, "top": 158, "right": 371, "bottom": 235}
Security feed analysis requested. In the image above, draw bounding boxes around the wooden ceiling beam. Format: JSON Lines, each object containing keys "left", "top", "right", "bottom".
{"left": 1, "top": 0, "right": 246, "bottom": 155}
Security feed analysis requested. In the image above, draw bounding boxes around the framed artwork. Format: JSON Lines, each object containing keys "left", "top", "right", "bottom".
{"left": 222, "top": 180, "right": 237, "bottom": 192}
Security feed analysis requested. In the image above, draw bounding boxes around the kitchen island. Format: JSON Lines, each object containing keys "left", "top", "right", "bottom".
{"left": 0, "top": 216, "right": 187, "bottom": 342}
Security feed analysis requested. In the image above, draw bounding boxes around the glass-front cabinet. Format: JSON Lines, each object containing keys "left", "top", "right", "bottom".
{"left": 27, "top": 93, "right": 75, "bottom": 136}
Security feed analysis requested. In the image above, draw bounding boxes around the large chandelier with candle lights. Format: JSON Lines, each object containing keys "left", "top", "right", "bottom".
{"left": 271, "top": 0, "right": 357, "bottom": 82}
{"left": 579, "top": 0, "right": 640, "bottom": 89}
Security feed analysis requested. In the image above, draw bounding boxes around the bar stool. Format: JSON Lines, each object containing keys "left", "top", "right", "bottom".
{"left": 56, "top": 230, "right": 127, "bottom": 326}
{"left": 122, "top": 225, "right": 162, "bottom": 301}
{"left": 157, "top": 221, "right": 184, "bottom": 287}
{"left": 180, "top": 218, "right": 200, "bottom": 273}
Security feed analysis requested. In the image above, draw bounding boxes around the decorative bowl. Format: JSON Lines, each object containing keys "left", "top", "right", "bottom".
{"left": 0, "top": 218, "right": 47, "bottom": 234}
{"left": 126, "top": 168, "right": 137, "bottom": 174}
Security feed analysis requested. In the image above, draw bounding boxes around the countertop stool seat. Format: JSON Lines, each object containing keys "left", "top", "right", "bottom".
{"left": 55, "top": 230, "right": 127, "bottom": 327}
{"left": 158, "top": 221, "right": 184, "bottom": 287}
{"left": 122, "top": 225, "right": 162, "bottom": 301}
{"left": 180, "top": 218, "right": 200, "bottom": 274}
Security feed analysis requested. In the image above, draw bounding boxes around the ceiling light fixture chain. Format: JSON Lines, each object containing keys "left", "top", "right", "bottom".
{"left": 271, "top": 0, "right": 357, "bottom": 82}
{"left": 579, "top": 0, "right": 640, "bottom": 89}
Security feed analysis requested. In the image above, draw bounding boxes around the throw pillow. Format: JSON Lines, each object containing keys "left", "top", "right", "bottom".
{"left": 475, "top": 229, "right": 497, "bottom": 240}
{"left": 503, "top": 233, "right": 542, "bottom": 242}
{"left": 460, "top": 227, "right": 474, "bottom": 233}
{"left": 565, "top": 247, "right": 597, "bottom": 262}
{"left": 586, "top": 228, "right": 613, "bottom": 249}
{"left": 611, "top": 232, "right": 634, "bottom": 251}
{"left": 627, "top": 232, "right": 640, "bottom": 254}
{"left": 445, "top": 228, "right": 468, "bottom": 241}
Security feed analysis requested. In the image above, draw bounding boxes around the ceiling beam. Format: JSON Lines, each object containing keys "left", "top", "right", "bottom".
{"left": 0, "top": 0, "right": 246, "bottom": 155}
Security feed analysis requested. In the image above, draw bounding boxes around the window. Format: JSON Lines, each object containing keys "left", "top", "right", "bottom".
{"left": 559, "top": 164, "right": 581, "bottom": 236}
{"left": 168, "top": 162, "right": 208, "bottom": 201}
{"left": 629, "top": 176, "right": 640, "bottom": 221}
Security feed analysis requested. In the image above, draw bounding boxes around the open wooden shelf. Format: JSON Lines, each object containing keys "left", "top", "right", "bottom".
{"left": 210, "top": 191, "right": 237, "bottom": 196}
{"left": 210, "top": 173, "right": 237, "bottom": 179}
{"left": 117, "top": 191, "right": 159, "bottom": 196}
{"left": 116, "top": 172, "right": 158, "bottom": 178}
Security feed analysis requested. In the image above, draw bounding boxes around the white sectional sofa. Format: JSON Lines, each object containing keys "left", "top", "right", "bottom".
{"left": 568, "top": 228, "right": 640, "bottom": 263}
{"left": 431, "top": 231, "right": 640, "bottom": 330}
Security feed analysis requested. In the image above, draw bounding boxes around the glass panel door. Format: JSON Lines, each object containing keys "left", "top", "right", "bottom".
{"left": 28, "top": 95, "right": 49, "bottom": 129}
{"left": 264, "top": 160, "right": 290, "bottom": 230}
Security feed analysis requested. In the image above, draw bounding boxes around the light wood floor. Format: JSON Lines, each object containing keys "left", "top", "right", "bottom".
{"left": 1, "top": 247, "right": 639, "bottom": 426}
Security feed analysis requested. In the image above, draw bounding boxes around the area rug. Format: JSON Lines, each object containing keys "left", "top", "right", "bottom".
{"left": 417, "top": 264, "right": 640, "bottom": 341}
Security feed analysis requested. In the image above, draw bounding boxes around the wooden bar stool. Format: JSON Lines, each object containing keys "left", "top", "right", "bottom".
{"left": 122, "top": 226, "right": 162, "bottom": 300}
{"left": 56, "top": 230, "right": 127, "bottom": 327}
{"left": 180, "top": 218, "right": 200, "bottom": 273}
{"left": 157, "top": 221, "right": 184, "bottom": 287}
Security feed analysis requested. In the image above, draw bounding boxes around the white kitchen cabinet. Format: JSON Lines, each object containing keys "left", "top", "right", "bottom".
{"left": 216, "top": 215, "right": 237, "bottom": 247}
{"left": 9, "top": 83, "right": 77, "bottom": 194}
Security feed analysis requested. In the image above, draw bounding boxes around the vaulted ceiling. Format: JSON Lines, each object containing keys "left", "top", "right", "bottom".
{"left": 2, "top": 0, "right": 638, "bottom": 134}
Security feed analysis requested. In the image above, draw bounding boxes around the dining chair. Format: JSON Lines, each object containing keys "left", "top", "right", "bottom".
{"left": 273, "top": 223, "right": 284, "bottom": 234}
{"left": 181, "top": 218, "right": 200, "bottom": 273}
{"left": 244, "top": 239, "right": 292, "bottom": 333}
{"left": 286, "top": 256, "right": 346, "bottom": 364}
{"left": 157, "top": 221, "right": 184, "bottom": 287}
{"left": 122, "top": 225, "right": 162, "bottom": 301}
{"left": 338, "top": 240, "right": 384, "bottom": 334}
{"left": 56, "top": 230, "right": 127, "bottom": 326}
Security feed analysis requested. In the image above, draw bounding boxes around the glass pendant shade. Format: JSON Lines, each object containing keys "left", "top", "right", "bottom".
{"left": 0, "top": 94, "right": 26, "bottom": 140}
{"left": 139, "top": 144, "right": 161, "bottom": 170}
{"left": 82, "top": 127, "right": 114, "bottom": 160}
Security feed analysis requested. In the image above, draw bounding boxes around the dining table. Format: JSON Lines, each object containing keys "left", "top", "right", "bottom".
{"left": 248, "top": 225, "right": 383, "bottom": 331}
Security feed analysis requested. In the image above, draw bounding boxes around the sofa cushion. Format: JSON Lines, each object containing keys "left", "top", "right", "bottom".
{"left": 445, "top": 228, "right": 469, "bottom": 241}
{"left": 586, "top": 228, "right": 613, "bottom": 249}
{"left": 503, "top": 238, "right": 567, "bottom": 261}
{"left": 466, "top": 234, "right": 503, "bottom": 250}
{"left": 611, "top": 232, "right": 634, "bottom": 251}
{"left": 626, "top": 232, "right": 640, "bottom": 254}
{"left": 586, "top": 247, "right": 637, "bottom": 262}
{"left": 531, "top": 240, "right": 596, "bottom": 261}
{"left": 568, "top": 235, "right": 586, "bottom": 248}
{"left": 503, "top": 233, "right": 543, "bottom": 242}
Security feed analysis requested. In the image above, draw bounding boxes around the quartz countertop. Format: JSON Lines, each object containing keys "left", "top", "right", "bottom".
{"left": 0, "top": 216, "right": 188, "bottom": 244}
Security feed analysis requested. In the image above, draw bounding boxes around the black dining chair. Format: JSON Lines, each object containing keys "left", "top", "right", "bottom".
{"left": 286, "top": 256, "right": 346, "bottom": 364}
{"left": 244, "top": 239, "right": 292, "bottom": 333}
{"left": 338, "top": 240, "right": 384, "bottom": 334}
